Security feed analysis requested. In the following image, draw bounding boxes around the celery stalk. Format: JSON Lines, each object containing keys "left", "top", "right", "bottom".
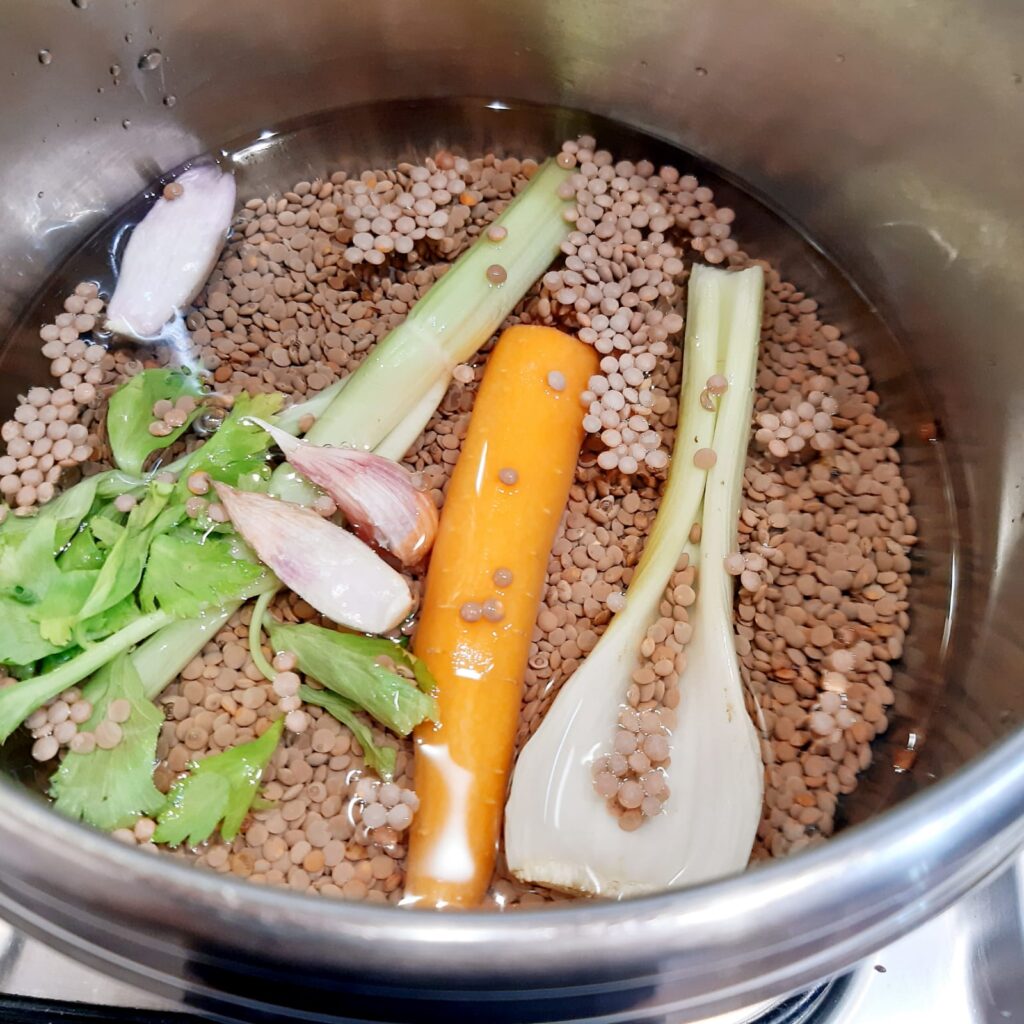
{"left": 271, "top": 159, "right": 572, "bottom": 503}
{"left": 131, "top": 605, "right": 235, "bottom": 701}
{"left": 373, "top": 374, "right": 450, "bottom": 463}
{"left": 273, "top": 378, "right": 347, "bottom": 436}
{"left": 0, "top": 610, "right": 173, "bottom": 742}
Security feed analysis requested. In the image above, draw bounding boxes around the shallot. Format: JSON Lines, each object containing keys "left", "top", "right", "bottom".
{"left": 251, "top": 419, "right": 438, "bottom": 566}
{"left": 106, "top": 164, "right": 236, "bottom": 340}
{"left": 212, "top": 483, "right": 413, "bottom": 634}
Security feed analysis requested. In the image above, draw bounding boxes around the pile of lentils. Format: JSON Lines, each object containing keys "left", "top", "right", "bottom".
{"left": 543, "top": 137, "right": 731, "bottom": 472}
{"left": 0, "top": 137, "right": 916, "bottom": 905}
{"left": 589, "top": 555, "right": 692, "bottom": 830}
{"left": 0, "top": 283, "right": 110, "bottom": 513}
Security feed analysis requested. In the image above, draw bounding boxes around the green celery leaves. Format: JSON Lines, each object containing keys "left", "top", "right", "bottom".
{"left": 175, "top": 392, "right": 282, "bottom": 494}
{"left": 267, "top": 621, "right": 437, "bottom": 736}
{"left": 71, "top": 482, "right": 177, "bottom": 629}
{"left": 50, "top": 653, "right": 166, "bottom": 831}
{"left": 0, "top": 598, "right": 65, "bottom": 666}
{"left": 0, "top": 514, "right": 61, "bottom": 607}
{"left": 106, "top": 368, "right": 205, "bottom": 476}
{"left": 299, "top": 684, "right": 397, "bottom": 781}
{"left": 140, "top": 531, "right": 273, "bottom": 618}
{"left": 153, "top": 717, "right": 284, "bottom": 846}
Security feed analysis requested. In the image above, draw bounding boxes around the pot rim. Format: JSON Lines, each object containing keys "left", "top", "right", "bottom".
{"left": 2, "top": 720, "right": 1023, "bottom": 992}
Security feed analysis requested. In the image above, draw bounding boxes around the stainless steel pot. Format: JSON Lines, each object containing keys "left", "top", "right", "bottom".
{"left": 1, "top": 1, "right": 1023, "bottom": 1021}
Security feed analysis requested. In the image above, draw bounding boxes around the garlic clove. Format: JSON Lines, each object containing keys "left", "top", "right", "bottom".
{"left": 250, "top": 418, "right": 438, "bottom": 566}
{"left": 106, "top": 164, "right": 237, "bottom": 340}
{"left": 212, "top": 482, "right": 413, "bottom": 634}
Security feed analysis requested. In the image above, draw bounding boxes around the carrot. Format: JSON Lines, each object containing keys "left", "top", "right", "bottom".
{"left": 405, "top": 325, "right": 599, "bottom": 908}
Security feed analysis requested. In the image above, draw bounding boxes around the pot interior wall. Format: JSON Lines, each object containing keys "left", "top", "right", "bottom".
{"left": 0, "top": 0, "right": 1021, "bottom": 855}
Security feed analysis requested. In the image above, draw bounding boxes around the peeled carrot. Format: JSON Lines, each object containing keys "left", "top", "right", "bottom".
{"left": 405, "top": 325, "right": 599, "bottom": 908}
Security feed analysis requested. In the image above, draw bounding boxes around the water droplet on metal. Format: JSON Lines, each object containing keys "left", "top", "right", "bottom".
{"left": 124, "top": 32, "right": 133, "bottom": 43}
{"left": 70, "top": 0, "right": 88, "bottom": 8}
{"left": 162, "top": 94, "right": 177, "bottom": 108}
{"left": 37, "top": 50, "right": 52, "bottom": 66}
{"left": 109, "top": 64, "right": 120, "bottom": 76}
{"left": 694, "top": 66, "right": 708, "bottom": 77}
{"left": 121, "top": 119, "right": 131, "bottom": 130}
{"left": 137, "top": 48, "right": 163, "bottom": 71}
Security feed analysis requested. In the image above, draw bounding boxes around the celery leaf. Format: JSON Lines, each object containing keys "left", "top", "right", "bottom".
{"left": 74, "top": 481, "right": 177, "bottom": 624}
{"left": 176, "top": 392, "right": 283, "bottom": 494}
{"left": 0, "top": 596, "right": 64, "bottom": 665}
{"left": 59, "top": 527, "right": 105, "bottom": 571}
{"left": 140, "top": 531, "right": 272, "bottom": 618}
{"left": 50, "top": 653, "right": 166, "bottom": 831}
{"left": 299, "top": 684, "right": 397, "bottom": 780}
{"left": 106, "top": 368, "right": 205, "bottom": 476}
{"left": 153, "top": 717, "right": 284, "bottom": 846}
{"left": 267, "top": 620, "right": 437, "bottom": 736}
{"left": 0, "top": 515, "right": 60, "bottom": 606}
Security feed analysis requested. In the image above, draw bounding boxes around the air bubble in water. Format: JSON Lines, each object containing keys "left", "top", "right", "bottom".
{"left": 137, "top": 48, "right": 163, "bottom": 71}
{"left": 194, "top": 408, "right": 226, "bottom": 438}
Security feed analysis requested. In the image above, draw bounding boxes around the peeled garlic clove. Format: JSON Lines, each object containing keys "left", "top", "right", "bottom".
{"left": 106, "top": 164, "right": 237, "bottom": 340}
{"left": 213, "top": 482, "right": 413, "bottom": 634}
{"left": 251, "top": 418, "right": 439, "bottom": 566}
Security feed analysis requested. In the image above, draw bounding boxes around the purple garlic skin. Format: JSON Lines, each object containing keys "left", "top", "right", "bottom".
{"left": 213, "top": 482, "right": 414, "bottom": 634}
{"left": 253, "top": 418, "right": 439, "bottom": 566}
{"left": 106, "top": 164, "right": 236, "bottom": 340}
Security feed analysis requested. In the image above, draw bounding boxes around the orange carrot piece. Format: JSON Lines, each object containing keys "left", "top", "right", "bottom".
{"left": 405, "top": 325, "right": 598, "bottom": 908}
